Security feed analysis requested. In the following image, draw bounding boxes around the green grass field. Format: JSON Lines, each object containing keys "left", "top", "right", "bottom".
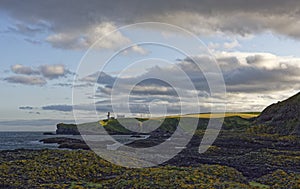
{"left": 169, "top": 112, "right": 260, "bottom": 119}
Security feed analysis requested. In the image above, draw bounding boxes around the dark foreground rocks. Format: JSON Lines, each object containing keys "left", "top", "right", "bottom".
{"left": 40, "top": 137, "right": 90, "bottom": 150}
{"left": 0, "top": 146, "right": 299, "bottom": 188}
{"left": 127, "top": 130, "right": 300, "bottom": 179}
{"left": 40, "top": 130, "right": 300, "bottom": 180}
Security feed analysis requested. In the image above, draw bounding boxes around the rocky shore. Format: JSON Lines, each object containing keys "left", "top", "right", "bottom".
{"left": 38, "top": 129, "right": 300, "bottom": 180}
{"left": 3, "top": 92, "right": 298, "bottom": 188}
{"left": 1, "top": 130, "right": 300, "bottom": 188}
{"left": 40, "top": 137, "right": 90, "bottom": 150}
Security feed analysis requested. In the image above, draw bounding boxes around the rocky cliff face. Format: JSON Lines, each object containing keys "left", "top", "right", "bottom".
{"left": 56, "top": 123, "right": 80, "bottom": 135}
{"left": 255, "top": 92, "right": 300, "bottom": 135}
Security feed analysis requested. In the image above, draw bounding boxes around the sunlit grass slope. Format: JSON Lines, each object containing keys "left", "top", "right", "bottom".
{"left": 167, "top": 112, "right": 260, "bottom": 119}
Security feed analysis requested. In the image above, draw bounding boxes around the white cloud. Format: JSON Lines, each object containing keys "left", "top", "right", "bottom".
{"left": 4, "top": 75, "right": 46, "bottom": 86}
{"left": 10, "top": 64, "right": 72, "bottom": 79}
{"left": 223, "top": 39, "right": 240, "bottom": 49}
{"left": 46, "top": 22, "right": 130, "bottom": 50}
{"left": 207, "top": 42, "right": 221, "bottom": 51}
{"left": 130, "top": 45, "right": 148, "bottom": 55}
{"left": 39, "top": 64, "right": 70, "bottom": 79}
{"left": 216, "top": 51, "right": 300, "bottom": 70}
{"left": 122, "top": 45, "right": 149, "bottom": 55}
{"left": 7, "top": 64, "right": 72, "bottom": 85}
{"left": 11, "top": 64, "right": 39, "bottom": 75}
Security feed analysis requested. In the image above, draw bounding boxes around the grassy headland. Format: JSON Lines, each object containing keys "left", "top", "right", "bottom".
{"left": 2, "top": 93, "right": 300, "bottom": 188}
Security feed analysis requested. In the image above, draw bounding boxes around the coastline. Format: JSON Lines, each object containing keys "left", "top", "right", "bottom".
{"left": 1, "top": 129, "right": 300, "bottom": 189}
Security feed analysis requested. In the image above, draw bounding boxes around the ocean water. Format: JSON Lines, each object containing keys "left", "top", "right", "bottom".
{"left": 0, "top": 132, "right": 81, "bottom": 150}
{"left": 0, "top": 132, "right": 149, "bottom": 151}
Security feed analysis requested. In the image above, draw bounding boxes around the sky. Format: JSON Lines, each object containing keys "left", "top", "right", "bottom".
{"left": 0, "top": 0, "right": 300, "bottom": 131}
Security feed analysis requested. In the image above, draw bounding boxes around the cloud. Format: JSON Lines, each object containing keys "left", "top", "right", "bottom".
{"left": 131, "top": 45, "right": 149, "bottom": 55}
{"left": 130, "top": 85, "right": 177, "bottom": 96}
{"left": 82, "top": 61, "right": 214, "bottom": 115}
{"left": 216, "top": 51, "right": 300, "bottom": 69}
{"left": 53, "top": 83, "right": 73, "bottom": 87}
{"left": 74, "top": 50, "right": 300, "bottom": 113}
{"left": 45, "top": 22, "right": 130, "bottom": 50}
{"left": 24, "top": 38, "right": 43, "bottom": 45}
{"left": 19, "top": 106, "right": 34, "bottom": 110}
{"left": 11, "top": 64, "right": 39, "bottom": 75}
{"left": 2, "top": 0, "right": 300, "bottom": 45}
{"left": 5, "top": 21, "right": 49, "bottom": 36}
{"left": 28, "top": 111, "right": 40, "bottom": 115}
{"left": 4, "top": 75, "right": 47, "bottom": 86}
{"left": 208, "top": 42, "right": 221, "bottom": 51}
{"left": 223, "top": 39, "right": 240, "bottom": 49}
{"left": 39, "top": 64, "right": 71, "bottom": 79}
{"left": 6, "top": 64, "right": 73, "bottom": 86}
{"left": 0, "top": 119, "right": 74, "bottom": 127}
{"left": 79, "top": 71, "right": 116, "bottom": 85}
{"left": 122, "top": 45, "right": 149, "bottom": 55}
{"left": 40, "top": 103, "right": 114, "bottom": 114}
{"left": 10, "top": 64, "right": 72, "bottom": 79}
{"left": 42, "top": 104, "right": 73, "bottom": 112}
{"left": 214, "top": 52, "right": 300, "bottom": 93}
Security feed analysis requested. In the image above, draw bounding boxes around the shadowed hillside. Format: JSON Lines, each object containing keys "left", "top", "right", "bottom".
{"left": 255, "top": 92, "right": 300, "bottom": 135}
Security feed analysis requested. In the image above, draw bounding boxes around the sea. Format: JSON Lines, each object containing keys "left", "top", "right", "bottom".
{"left": 0, "top": 132, "right": 148, "bottom": 151}
{"left": 0, "top": 132, "right": 82, "bottom": 150}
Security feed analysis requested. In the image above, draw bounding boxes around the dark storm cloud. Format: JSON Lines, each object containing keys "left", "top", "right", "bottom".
{"left": 2, "top": 1, "right": 300, "bottom": 49}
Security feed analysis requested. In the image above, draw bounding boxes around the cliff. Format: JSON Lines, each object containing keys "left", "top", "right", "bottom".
{"left": 255, "top": 92, "right": 300, "bottom": 135}
{"left": 56, "top": 123, "right": 80, "bottom": 135}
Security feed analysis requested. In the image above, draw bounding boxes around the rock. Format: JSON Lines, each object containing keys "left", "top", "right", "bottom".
{"left": 58, "top": 143, "right": 90, "bottom": 150}
{"left": 130, "top": 135, "right": 142, "bottom": 138}
{"left": 56, "top": 123, "right": 80, "bottom": 135}
{"left": 40, "top": 137, "right": 90, "bottom": 150}
{"left": 255, "top": 92, "right": 300, "bottom": 135}
{"left": 43, "top": 132, "right": 55, "bottom": 135}
{"left": 40, "top": 137, "right": 80, "bottom": 144}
